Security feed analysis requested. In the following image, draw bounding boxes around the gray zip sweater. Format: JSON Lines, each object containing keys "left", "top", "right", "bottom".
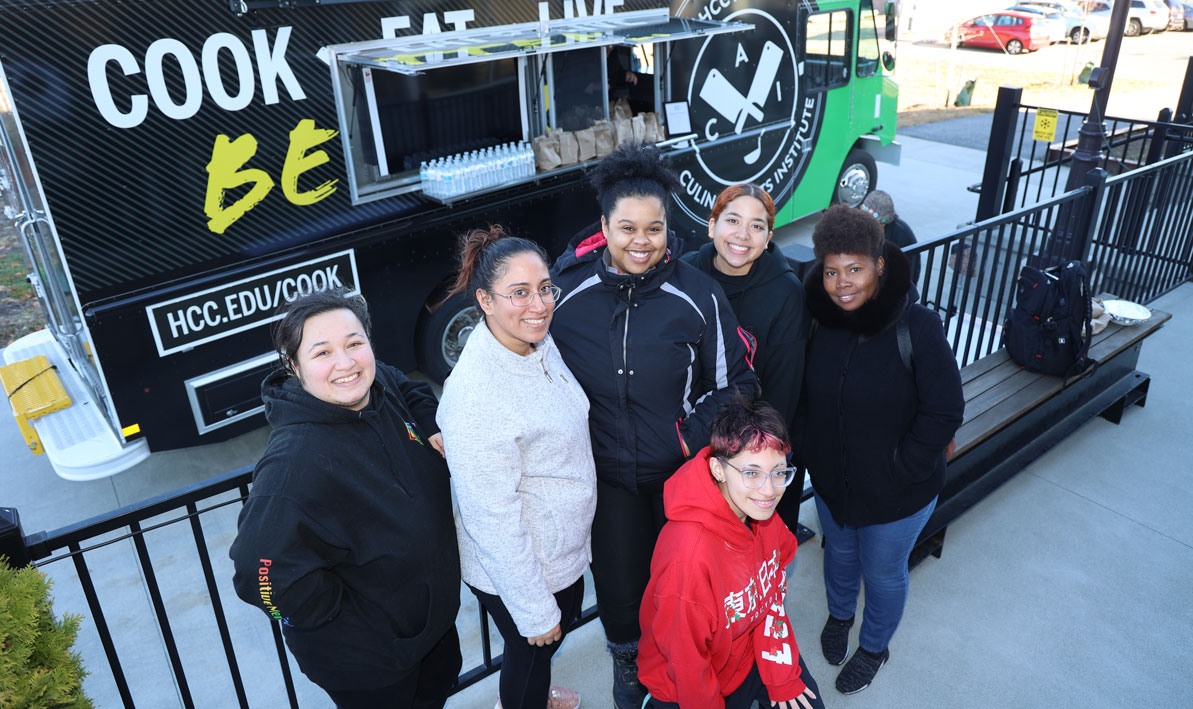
{"left": 436, "top": 320, "right": 597, "bottom": 637}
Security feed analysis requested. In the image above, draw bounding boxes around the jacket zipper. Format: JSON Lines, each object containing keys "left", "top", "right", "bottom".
{"left": 622, "top": 285, "right": 632, "bottom": 376}
{"left": 539, "top": 356, "right": 552, "bottom": 382}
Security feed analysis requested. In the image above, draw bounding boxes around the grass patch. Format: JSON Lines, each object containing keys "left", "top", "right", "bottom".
{"left": 0, "top": 230, "right": 42, "bottom": 346}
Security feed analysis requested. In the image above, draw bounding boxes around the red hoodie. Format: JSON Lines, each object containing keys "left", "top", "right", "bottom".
{"left": 638, "top": 447, "right": 804, "bottom": 708}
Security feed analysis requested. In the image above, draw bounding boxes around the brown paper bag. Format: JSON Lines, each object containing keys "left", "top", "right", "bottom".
{"left": 532, "top": 133, "right": 561, "bottom": 171}
{"left": 592, "top": 120, "right": 615, "bottom": 157}
{"left": 558, "top": 130, "right": 579, "bottom": 165}
{"left": 576, "top": 127, "right": 597, "bottom": 162}
{"left": 643, "top": 112, "right": 662, "bottom": 143}
{"left": 613, "top": 116, "right": 634, "bottom": 147}
{"left": 631, "top": 114, "right": 647, "bottom": 144}
{"left": 612, "top": 97, "right": 633, "bottom": 121}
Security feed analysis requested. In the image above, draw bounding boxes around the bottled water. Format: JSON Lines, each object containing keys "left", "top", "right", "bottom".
{"left": 422, "top": 141, "right": 545, "bottom": 199}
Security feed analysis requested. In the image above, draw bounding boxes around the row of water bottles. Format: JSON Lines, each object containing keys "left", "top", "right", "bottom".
{"left": 420, "top": 142, "right": 536, "bottom": 199}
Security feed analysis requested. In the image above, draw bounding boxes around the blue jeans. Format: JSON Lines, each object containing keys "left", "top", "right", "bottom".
{"left": 814, "top": 493, "right": 937, "bottom": 653}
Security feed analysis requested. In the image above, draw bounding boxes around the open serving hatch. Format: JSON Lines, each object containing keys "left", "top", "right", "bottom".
{"left": 326, "top": 8, "right": 752, "bottom": 203}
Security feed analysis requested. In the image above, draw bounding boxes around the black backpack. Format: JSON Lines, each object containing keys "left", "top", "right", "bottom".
{"left": 1004, "top": 261, "right": 1095, "bottom": 377}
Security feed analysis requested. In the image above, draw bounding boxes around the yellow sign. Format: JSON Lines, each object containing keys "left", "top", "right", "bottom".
{"left": 1033, "top": 108, "right": 1058, "bottom": 143}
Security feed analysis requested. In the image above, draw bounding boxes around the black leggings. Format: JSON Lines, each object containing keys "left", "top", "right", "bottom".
{"left": 322, "top": 627, "right": 461, "bottom": 709}
{"left": 470, "top": 577, "right": 586, "bottom": 709}
{"left": 590, "top": 478, "right": 668, "bottom": 644}
{"left": 646, "top": 655, "right": 824, "bottom": 709}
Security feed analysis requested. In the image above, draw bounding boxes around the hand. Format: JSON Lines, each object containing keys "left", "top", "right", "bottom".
{"left": 773, "top": 686, "right": 818, "bottom": 709}
{"left": 428, "top": 433, "right": 445, "bottom": 458}
{"left": 527, "top": 624, "right": 561, "bottom": 647}
{"left": 625, "top": 71, "right": 638, "bottom": 85}
{"left": 945, "top": 437, "right": 957, "bottom": 459}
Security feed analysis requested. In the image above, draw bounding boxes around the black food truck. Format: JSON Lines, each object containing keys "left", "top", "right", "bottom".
{"left": 0, "top": 0, "right": 900, "bottom": 479}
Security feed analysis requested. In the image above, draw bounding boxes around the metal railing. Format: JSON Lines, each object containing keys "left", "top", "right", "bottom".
{"left": 906, "top": 187, "right": 1095, "bottom": 368}
{"left": 17, "top": 467, "right": 597, "bottom": 708}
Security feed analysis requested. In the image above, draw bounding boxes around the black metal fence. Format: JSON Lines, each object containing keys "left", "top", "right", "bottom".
{"left": 15, "top": 467, "right": 597, "bottom": 708}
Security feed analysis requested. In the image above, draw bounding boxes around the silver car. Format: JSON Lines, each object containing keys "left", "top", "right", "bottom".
{"left": 1022, "top": 0, "right": 1111, "bottom": 41}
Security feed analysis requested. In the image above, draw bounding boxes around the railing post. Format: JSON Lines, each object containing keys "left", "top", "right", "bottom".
{"left": 1164, "top": 57, "right": 1193, "bottom": 160}
{"left": 1146, "top": 108, "right": 1172, "bottom": 166}
{"left": 976, "top": 86, "right": 1023, "bottom": 222}
{"left": 0, "top": 506, "right": 32, "bottom": 568}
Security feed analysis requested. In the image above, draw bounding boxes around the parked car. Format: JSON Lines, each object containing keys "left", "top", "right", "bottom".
{"left": 1125, "top": 0, "right": 1170, "bottom": 34}
{"left": 1020, "top": 0, "right": 1111, "bottom": 41}
{"left": 1009, "top": 5, "right": 1070, "bottom": 41}
{"left": 1160, "top": 0, "right": 1187, "bottom": 28}
{"left": 1009, "top": 5, "right": 1068, "bottom": 42}
{"left": 1182, "top": 1, "right": 1193, "bottom": 29}
{"left": 947, "top": 11, "right": 1052, "bottom": 53}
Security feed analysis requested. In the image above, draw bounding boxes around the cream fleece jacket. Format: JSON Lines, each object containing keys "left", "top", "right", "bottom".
{"left": 436, "top": 320, "right": 597, "bottom": 637}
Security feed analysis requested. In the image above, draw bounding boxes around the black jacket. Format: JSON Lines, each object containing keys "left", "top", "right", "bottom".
{"left": 798, "top": 242, "right": 964, "bottom": 526}
{"left": 229, "top": 364, "right": 460, "bottom": 691}
{"left": 682, "top": 241, "right": 809, "bottom": 432}
{"left": 885, "top": 217, "right": 921, "bottom": 285}
{"left": 551, "top": 226, "right": 758, "bottom": 493}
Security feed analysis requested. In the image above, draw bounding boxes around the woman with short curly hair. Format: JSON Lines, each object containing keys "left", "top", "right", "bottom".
{"left": 797, "top": 205, "right": 964, "bottom": 695}
{"left": 550, "top": 143, "right": 758, "bottom": 708}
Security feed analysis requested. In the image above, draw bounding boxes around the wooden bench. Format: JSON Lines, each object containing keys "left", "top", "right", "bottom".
{"left": 909, "top": 308, "right": 1171, "bottom": 566}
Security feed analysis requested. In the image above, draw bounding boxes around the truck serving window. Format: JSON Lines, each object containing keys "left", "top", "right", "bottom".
{"left": 327, "top": 9, "right": 750, "bottom": 205}
{"left": 803, "top": 9, "right": 852, "bottom": 93}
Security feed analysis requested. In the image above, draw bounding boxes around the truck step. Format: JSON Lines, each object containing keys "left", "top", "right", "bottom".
{"left": 3, "top": 329, "right": 149, "bottom": 480}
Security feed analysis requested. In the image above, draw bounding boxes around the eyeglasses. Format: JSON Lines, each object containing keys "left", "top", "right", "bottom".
{"left": 717, "top": 458, "right": 798, "bottom": 489}
{"left": 489, "top": 284, "right": 563, "bottom": 308}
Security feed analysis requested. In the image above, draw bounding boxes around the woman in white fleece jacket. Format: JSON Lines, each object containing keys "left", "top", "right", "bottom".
{"left": 437, "top": 226, "right": 597, "bottom": 709}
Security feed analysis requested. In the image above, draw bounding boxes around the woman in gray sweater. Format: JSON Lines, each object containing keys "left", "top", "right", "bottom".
{"left": 437, "top": 226, "right": 597, "bottom": 709}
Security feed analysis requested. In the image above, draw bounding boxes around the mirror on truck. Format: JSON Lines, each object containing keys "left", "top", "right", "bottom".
{"left": 882, "top": 51, "right": 895, "bottom": 72}
{"left": 885, "top": 2, "right": 897, "bottom": 41}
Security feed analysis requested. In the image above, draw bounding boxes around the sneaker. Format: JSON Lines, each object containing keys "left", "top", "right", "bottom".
{"left": 495, "top": 687, "right": 580, "bottom": 709}
{"left": 835, "top": 646, "right": 889, "bottom": 695}
{"left": 547, "top": 685, "right": 581, "bottom": 709}
{"left": 819, "top": 615, "right": 854, "bottom": 666}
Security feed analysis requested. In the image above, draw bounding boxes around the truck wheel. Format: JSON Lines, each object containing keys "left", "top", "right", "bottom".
{"left": 1125, "top": 19, "right": 1141, "bottom": 36}
{"left": 416, "top": 291, "right": 482, "bottom": 383}
{"left": 831, "top": 149, "right": 877, "bottom": 207}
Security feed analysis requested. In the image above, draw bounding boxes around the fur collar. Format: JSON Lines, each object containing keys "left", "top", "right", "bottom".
{"left": 806, "top": 241, "right": 912, "bottom": 336}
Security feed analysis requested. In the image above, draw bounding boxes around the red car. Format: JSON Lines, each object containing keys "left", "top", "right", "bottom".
{"left": 948, "top": 11, "right": 1053, "bottom": 54}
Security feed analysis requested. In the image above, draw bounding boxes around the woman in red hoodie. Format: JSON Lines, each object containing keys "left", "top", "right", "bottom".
{"left": 638, "top": 397, "right": 823, "bottom": 709}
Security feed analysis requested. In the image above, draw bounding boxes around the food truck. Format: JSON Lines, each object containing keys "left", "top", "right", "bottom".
{"left": 0, "top": 0, "right": 900, "bottom": 479}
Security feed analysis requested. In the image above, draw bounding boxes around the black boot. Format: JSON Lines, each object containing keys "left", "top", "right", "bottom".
{"left": 608, "top": 640, "right": 647, "bottom": 709}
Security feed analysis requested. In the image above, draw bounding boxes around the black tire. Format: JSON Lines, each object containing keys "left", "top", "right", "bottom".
{"left": 415, "top": 291, "right": 482, "bottom": 383}
{"left": 1069, "top": 27, "right": 1090, "bottom": 44}
{"left": 831, "top": 148, "right": 877, "bottom": 207}
{"left": 1006, "top": 39, "right": 1024, "bottom": 55}
{"left": 1125, "top": 18, "right": 1141, "bottom": 36}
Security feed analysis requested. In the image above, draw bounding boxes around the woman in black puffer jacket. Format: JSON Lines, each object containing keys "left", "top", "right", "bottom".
{"left": 797, "top": 206, "right": 964, "bottom": 697}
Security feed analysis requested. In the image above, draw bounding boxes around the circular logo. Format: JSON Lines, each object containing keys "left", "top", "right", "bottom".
{"left": 672, "top": 1, "right": 825, "bottom": 227}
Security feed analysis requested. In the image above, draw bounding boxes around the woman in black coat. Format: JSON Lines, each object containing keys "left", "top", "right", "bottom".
{"left": 798, "top": 206, "right": 964, "bottom": 696}
{"left": 550, "top": 143, "right": 757, "bottom": 709}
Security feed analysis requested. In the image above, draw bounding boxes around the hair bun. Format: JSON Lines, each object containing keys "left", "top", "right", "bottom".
{"left": 590, "top": 143, "right": 679, "bottom": 199}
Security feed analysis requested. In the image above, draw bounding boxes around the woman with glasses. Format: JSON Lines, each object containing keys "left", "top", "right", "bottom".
{"left": 799, "top": 206, "right": 964, "bottom": 694}
{"left": 638, "top": 396, "right": 823, "bottom": 709}
{"left": 682, "top": 183, "right": 811, "bottom": 540}
{"left": 550, "top": 143, "right": 757, "bottom": 708}
{"left": 436, "top": 226, "right": 595, "bottom": 709}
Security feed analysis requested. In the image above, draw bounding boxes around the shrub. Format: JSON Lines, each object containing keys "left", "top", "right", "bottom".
{"left": 0, "top": 556, "right": 93, "bottom": 708}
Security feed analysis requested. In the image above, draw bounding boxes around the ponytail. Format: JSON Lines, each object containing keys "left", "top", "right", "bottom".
{"left": 444, "top": 225, "right": 548, "bottom": 306}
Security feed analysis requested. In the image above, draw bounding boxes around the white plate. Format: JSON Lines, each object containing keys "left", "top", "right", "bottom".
{"left": 1102, "top": 299, "right": 1151, "bottom": 325}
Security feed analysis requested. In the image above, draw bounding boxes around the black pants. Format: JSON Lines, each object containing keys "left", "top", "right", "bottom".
{"left": 323, "top": 627, "right": 462, "bottom": 709}
{"left": 646, "top": 655, "right": 824, "bottom": 709}
{"left": 470, "top": 577, "right": 585, "bottom": 709}
{"left": 776, "top": 468, "right": 806, "bottom": 536}
{"left": 590, "top": 478, "right": 668, "bottom": 643}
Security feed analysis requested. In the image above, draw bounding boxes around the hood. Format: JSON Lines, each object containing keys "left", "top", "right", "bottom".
{"left": 805, "top": 241, "right": 917, "bottom": 336}
{"left": 663, "top": 447, "right": 755, "bottom": 545}
{"left": 552, "top": 219, "right": 685, "bottom": 290}
{"left": 261, "top": 365, "right": 394, "bottom": 429}
{"left": 685, "top": 241, "right": 795, "bottom": 298}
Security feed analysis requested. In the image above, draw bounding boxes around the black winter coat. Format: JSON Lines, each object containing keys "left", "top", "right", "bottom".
{"left": 682, "top": 241, "right": 809, "bottom": 432}
{"left": 551, "top": 226, "right": 758, "bottom": 493}
{"left": 229, "top": 364, "right": 460, "bottom": 691}
{"left": 798, "top": 243, "right": 965, "bottom": 526}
